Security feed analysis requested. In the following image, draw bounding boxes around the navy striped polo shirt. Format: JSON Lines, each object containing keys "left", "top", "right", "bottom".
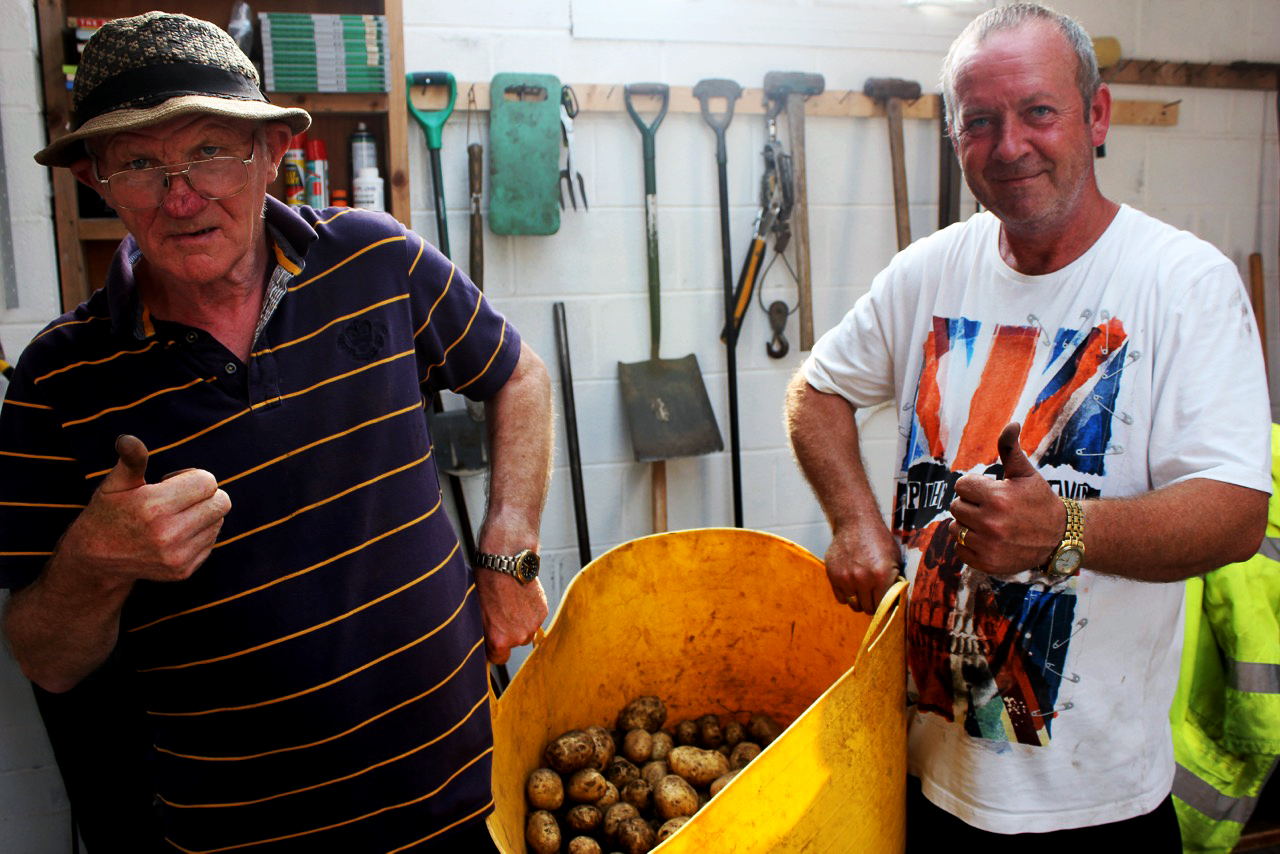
{"left": 0, "top": 197, "right": 519, "bottom": 851}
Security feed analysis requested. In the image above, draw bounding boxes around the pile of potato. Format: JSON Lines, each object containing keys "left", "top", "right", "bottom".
{"left": 524, "top": 696, "right": 783, "bottom": 854}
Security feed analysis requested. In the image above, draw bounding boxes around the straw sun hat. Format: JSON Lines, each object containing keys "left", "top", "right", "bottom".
{"left": 35, "top": 11, "right": 311, "bottom": 168}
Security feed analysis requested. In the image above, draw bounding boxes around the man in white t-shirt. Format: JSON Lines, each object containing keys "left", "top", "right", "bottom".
{"left": 785, "top": 2, "right": 1270, "bottom": 846}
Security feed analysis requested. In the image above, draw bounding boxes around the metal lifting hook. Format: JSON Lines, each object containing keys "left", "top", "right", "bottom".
{"left": 767, "top": 300, "right": 790, "bottom": 358}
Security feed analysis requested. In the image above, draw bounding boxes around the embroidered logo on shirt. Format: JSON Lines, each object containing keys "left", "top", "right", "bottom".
{"left": 338, "top": 319, "right": 389, "bottom": 361}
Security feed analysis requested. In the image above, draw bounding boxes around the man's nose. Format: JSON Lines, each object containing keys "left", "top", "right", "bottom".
{"left": 158, "top": 170, "right": 204, "bottom": 213}
{"left": 992, "top": 119, "right": 1031, "bottom": 162}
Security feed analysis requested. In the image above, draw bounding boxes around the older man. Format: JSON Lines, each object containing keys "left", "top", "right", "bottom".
{"left": 786, "top": 2, "right": 1270, "bottom": 846}
{"left": 1, "top": 12, "right": 551, "bottom": 852}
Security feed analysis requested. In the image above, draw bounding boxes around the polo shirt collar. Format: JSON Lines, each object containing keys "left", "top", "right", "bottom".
{"left": 101, "top": 198, "right": 319, "bottom": 342}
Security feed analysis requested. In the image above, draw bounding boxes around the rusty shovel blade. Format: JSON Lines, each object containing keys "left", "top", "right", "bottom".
{"left": 618, "top": 354, "right": 724, "bottom": 462}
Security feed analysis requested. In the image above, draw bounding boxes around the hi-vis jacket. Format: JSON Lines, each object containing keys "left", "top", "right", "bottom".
{"left": 1171, "top": 424, "right": 1280, "bottom": 853}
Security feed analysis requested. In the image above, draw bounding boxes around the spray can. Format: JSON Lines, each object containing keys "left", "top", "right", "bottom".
{"left": 283, "top": 133, "right": 307, "bottom": 207}
{"left": 305, "top": 138, "right": 329, "bottom": 208}
{"left": 350, "top": 122, "right": 377, "bottom": 175}
{"left": 353, "top": 167, "right": 384, "bottom": 211}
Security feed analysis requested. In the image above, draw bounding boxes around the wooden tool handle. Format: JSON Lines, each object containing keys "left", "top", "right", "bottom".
{"left": 468, "top": 143, "right": 484, "bottom": 290}
{"left": 652, "top": 460, "right": 668, "bottom": 533}
{"left": 887, "top": 97, "right": 910, "bottom": 251}
{"left": 786, "top": 94, "right": 814, "bottom": 352}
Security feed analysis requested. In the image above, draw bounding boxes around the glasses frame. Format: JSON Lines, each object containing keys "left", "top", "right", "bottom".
{"left": 96, "top": 143, "right": 258, "bottom": 211}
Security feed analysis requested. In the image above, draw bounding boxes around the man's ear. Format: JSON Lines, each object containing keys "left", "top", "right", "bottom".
{"left": 263, "top": 122, "right": 293, "bottom": 178}
{"left": 68, "top": 157, "right": 104, "bottom": 195}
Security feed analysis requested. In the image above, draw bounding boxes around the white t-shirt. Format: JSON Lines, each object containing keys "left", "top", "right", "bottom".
{"left": 803, "top": 205, "right": 1271, "bottom": 833}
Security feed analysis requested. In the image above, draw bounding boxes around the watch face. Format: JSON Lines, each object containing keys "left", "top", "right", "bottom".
{"left": 1051, "top": 548, "right": 1082, "bottom": 576}
{"left": 517, "top": 551, "right": 540, "bottom": 582}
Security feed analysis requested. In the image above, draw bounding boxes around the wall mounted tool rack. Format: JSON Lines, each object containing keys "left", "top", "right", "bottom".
{"left": 411, "top": 83, "right": 1180, "bottom": 127}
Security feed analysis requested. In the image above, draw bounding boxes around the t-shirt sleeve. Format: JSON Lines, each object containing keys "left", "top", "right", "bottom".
{"left": 802, "top": 262, "right": 901, "bottom": 409}
{"left": 0, "top": 355, "right": 91, "bottom": 589}
{"left": 403, "top": 229, "right": 521, "bottom": 401}
{"left": 1147, "top": 261, "right": 1272, "bottom": 494}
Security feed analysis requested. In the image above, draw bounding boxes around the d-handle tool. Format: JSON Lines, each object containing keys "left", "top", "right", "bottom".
{"left": 407, "top": 71, "right": 459, "bottom": 256}
{"left": 694, "top": 77, "right": 744, "bottom": 528}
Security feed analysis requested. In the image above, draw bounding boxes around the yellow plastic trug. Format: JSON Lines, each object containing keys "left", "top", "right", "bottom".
{"left": 488, "top": 527, "right": 907, "bottom": 853}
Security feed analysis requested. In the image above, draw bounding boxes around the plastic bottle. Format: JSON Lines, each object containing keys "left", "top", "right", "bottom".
{"left": 283, "top": 133, "right": 307, "bottom": 207}
{"left": 304, "top": 138, "right": 329, "bottom": 208}
{"left": 350, "top": 122, "right": 377, "bottom": 175}
{"left": 353, "top": 167, "right": 384, "bottom": 212}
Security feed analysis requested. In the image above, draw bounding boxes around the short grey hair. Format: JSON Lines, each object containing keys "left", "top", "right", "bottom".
{"left": 939, "top": 3, "right": 1101, "bottom": 134}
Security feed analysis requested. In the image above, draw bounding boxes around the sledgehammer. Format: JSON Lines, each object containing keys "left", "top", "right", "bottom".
{"left": 864, "top": 77, "right": 922, "bottom": 251}
{"left": 764, "top": 71, "right": 824, "bottom": 351}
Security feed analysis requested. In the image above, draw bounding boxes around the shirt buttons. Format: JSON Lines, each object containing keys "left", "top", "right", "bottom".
{"left": 185, "top": 331, "right": 199, "bottom": 343}
{"left": 225, "top": 363, "right": 238, "bottom": 374}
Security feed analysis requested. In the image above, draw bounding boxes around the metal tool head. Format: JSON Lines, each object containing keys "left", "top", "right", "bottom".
{"left": 862, "top": 77, "right": 922, "bottom": 101}
{"left": 617, "top": 355, "right": 724, "bottom": 462}
{"left": 764, "top": 71, "right": 826, "bottom": 100}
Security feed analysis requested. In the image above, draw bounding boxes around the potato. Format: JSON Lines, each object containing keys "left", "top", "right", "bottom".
{"left": 602, "top": 802, "right": 641, "bottom": 840}
{"left": 650, "top": 730, "right": 674, "bottom": 761}
{"left": 596, "top": 780, "right": 620, "bottom": 809}
{"left": 709, "top": 768, "right": 741, "bottom": 797}
{"left": 568, "top": 837, "right": 603, "bottom": 854}
{"left": 696, "top": 714, "right": 724, "bottom": 749}
{"left": 566, "top": 803, "right": 603, "bottom": 834}
{"left": 617, "top": 815, "right": 657, "bottom": 854}
{"left": 526, "top": 767, "right": 564, "bottom": 810}
{"left": 747, "top": 713, "right": 783, "bottom": 746}
{"left": 653, "top": 774, "right": 699, "bottom": 821}
{"left": 567, "top": 767, "right": 608, "bottom": 803}
{"left": 729, "top": 741, "right": 761, "bottom": 769}
{"left": 545, "top": 729, "right": 597, "bottom": 774}
{"left": 621, "top": 778, "right": 653, "bottom": 812}
{"left": 586, "top": 725, "right": 617, "bottom": 770}
{"left": 723, "top": 720, "right": 746, "bottom": 748}
{"left": 622, "top": 728, "right": 653, "bottom": 764}
{"left": 716, "top": 745, "right": 732, "bottom": 758}
{"left": 673, "top": 719, "right": 698, "bottom": 746}
{"left": 604, "top": 755, "right": 640, "bottom": 789}
{"left": 657, "top": 815, "right": 690, "bottom": 842}
{"left": 526, "top": 810, "right": 561, "bottom": 854}
{"left": 667, "top": 745, "right": 731, "bottom": 787}
{"left": 617, "top": 696, "right": 667, "bottom": 733}
{"left": 640, "top": 760, "right": 668, "bottom": 790}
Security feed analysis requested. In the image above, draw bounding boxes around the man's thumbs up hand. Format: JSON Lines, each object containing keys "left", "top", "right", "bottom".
{"left": 950, "top": 422, "right": 1062, "bottom": 576}
{"left": 58, "top": 437, "right": 232, "bottom": 587}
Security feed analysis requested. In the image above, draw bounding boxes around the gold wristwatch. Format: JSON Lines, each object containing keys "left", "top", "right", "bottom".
{"left": 1044, "top": 497, "right": 1085, "bottom": 578}
{"left": 474, "top": 548, "right": 540, "bottom": 584}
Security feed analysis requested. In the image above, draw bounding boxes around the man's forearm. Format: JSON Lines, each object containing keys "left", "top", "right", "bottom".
{"left": 479, "top": 341, "right": 554, "bottom": 547}
{"left": 784, "top": 372, "right": 883, "bottom": 529}
{"left": 1078, "top": 479, "right": 1267, "bottom": 582}
{"left": 3, "top": 551, "right": 131, "bottom": 693}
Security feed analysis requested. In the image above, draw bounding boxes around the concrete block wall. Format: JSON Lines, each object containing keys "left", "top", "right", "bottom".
{"left": 0, "top": 0, "right": 1276, "bottom": 847}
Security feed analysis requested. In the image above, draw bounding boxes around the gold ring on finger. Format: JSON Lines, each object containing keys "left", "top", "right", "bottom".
{"left": 957, "top": 526, "right": 968, "bottom": 547}
{"left": 847, "top": 593, "right": 860, "bottom": 610}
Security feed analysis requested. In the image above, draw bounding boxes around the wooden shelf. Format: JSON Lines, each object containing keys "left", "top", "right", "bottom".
{"left": 37, "top": 0, "right": 408, "bottom": 312}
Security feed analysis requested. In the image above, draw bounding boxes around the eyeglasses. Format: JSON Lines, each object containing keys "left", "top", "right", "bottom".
{"left": 97, "top": 145, "right": 257, "bottom": 211}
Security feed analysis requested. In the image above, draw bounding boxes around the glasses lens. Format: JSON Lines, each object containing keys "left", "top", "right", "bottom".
{"left": 108, "top": 168, "right": 167, "bottom": 210}
{"left": 188, "top": 158, "right": 250, "bottom": 200}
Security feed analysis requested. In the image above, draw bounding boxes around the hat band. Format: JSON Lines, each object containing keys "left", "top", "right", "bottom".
{"left": 76, "top": 62, "right": 268, "bottom": 126}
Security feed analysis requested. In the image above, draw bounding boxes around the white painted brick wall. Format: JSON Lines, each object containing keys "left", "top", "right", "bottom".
{"left": 1, "top": 0, "right": 1277, "bottom": 843}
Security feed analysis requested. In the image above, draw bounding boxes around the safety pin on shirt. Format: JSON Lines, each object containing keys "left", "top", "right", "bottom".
{"left": 1092, "top": 394, "right": 1133, "bottom": 425}
{"left": 1078, "top": 444, "right": 1124, "bottom": 457}
{"left": 1031, "top": 701, "right": 1075, "bottom": 718}
{"left": 1101, "top": 349, "right": 1140, "bottom": 381}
